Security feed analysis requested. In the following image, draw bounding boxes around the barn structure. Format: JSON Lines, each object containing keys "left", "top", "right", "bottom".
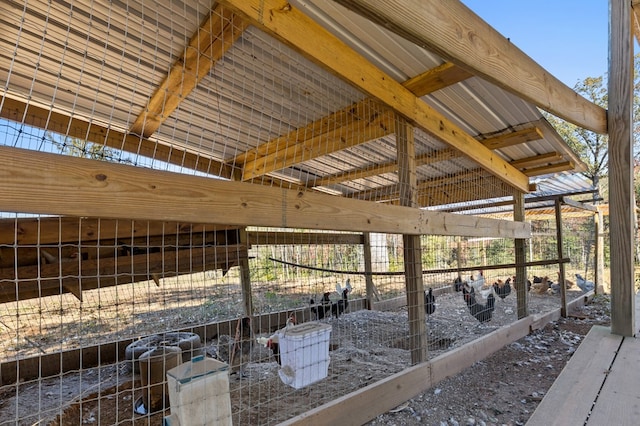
{"left": 0, "top": 0, "right": 636, "bottom": 424}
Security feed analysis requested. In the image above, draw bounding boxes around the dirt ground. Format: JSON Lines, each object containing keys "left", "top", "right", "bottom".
{"left": 0, "top": 286, "right": 610, "bottom": 426}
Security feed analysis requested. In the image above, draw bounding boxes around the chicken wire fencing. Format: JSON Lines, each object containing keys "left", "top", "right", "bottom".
{"left": 0, "top": 216, "right": 600, "bottom": 425}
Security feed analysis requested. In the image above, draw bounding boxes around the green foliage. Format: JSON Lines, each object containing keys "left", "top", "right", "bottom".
{"left": 46, "top": 132, "right": 133, "bottom": 164}
{"left": 544, "top": 54, "right": 640, "bottom": 202}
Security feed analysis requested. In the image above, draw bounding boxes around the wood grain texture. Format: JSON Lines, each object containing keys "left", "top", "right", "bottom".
{"left": 609, "top": 0, "right": 636, "bottom": 336}
{"left": 526, "top": 326, "right": 622, "bottom": 426}
{"left": 587, "top": 336, "right": 640, "bottom": 425}
{"left": 0, "top": 146, "right": 531, "bottom": 239}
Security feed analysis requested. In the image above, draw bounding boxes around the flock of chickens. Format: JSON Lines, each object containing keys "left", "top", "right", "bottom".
{"left": 426, "top": 271, "right": 596, "bottom": 324}
{"left": 215, "top": 272, "right": 595, "bottom": 376}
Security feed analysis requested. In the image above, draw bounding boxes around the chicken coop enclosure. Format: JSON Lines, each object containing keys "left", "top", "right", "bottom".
{"left": 0, "top": 0, "right": 616, "bottom": 425}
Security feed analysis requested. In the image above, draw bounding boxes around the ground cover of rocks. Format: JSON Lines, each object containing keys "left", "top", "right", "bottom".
{"left": 366, "top": 294, "right": 611, "bottom": 426}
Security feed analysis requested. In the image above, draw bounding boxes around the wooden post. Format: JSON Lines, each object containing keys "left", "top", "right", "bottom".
{"left": 594, "top": 209, "right": 605, "bottom": 294}
{"left": 363, "top": 232, "right": 376, "bottom": 309}
{"left": 238, "top": 227, "right": 253, "bottom": 317}
{"left": 396, "top": 113, "right": 427, "bottom": 364}
{"left": 513, "top": 191, "right": 528, "bottom": 319}
{"left": 555, "top": 199, "right": 568, "bottom": 317}
{"left": 609, "top": 0, "right": 636, "bottom": 336}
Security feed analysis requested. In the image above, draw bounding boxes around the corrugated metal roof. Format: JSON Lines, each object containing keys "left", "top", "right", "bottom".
{"left": 0, "top": 0, "right": 589, "bottom": 209}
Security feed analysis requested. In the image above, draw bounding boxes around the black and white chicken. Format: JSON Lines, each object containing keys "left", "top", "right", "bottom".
{"left": 462, "top": 285, "right": 495, "bottom": 323}
{"left": 310, "top": 291, "right": 332, "bottom": 320}
{"left": 331, "top": 279, "right": 352, "bottom": 318}
{"left": 492, "top": 277, "right": 512, "bottom": 301}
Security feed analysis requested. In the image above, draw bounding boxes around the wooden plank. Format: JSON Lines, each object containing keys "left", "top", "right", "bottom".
{"left": 403, "top": 62, "right": 472, "bottom": 95}
{"left": 248, "top": 231, "right": 363, "bottom": 245}
{"left": 0, "top": 146, "right": 531, "bottom": 239}
{"left": 217, "top": 0, "right": 531, "bottom": 193}
{"left": 526, "top": 325, "right": 622, "bottom": 426}
{"left": 0, "top": 245, "right": 245, "bottom": 303}
{"left": 130, "top": 6, "right": 248, "bottom": 138}
{"left": 587, "top": 336, "right": 640, "bottom": 425}
{"left": 514, "top": 191, "right": 528, "bottom": 318}
{"left": 0, "top": 216, "right": 239, "bottom": 246}
{"left": 523, "top": 161, "right": 574, "bottom": 177}
{"left": 331, "top": 0, "right": 607, "bottom": 134}
{"left": 0, "top": 97, "right": 235, "bottom": 179}
{"left": 609, "top": 0, "right": 636, "bottom": 336}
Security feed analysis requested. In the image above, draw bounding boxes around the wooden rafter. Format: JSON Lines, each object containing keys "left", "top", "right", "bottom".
{"left": 522, "top": 161, "right": 574, "bottom": 177}
{"left": 239, "top": 101, "right": 395, "bottom": 181}
{"left": 237, "top": 61, "right": 470, "bottom": 182}
{"left": 218, "top": 0, "right": 531, "bottom": 193}
{"left": 0, "top": 97, "right": 235, "bottom": 178}
{"left": 332, "top": 0, "right": 607, "bottom": 134}
{"left": 510, "top": 152, "right": 563, "bottom": 169}
{"left": 314, "top": 125, "right": 543, "bottom": 188}
{"left": 130, "top": 5, "right": 249, "bottom": 138}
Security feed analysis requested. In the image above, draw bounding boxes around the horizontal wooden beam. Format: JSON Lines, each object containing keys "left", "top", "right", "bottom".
{"left": 0, "top": 245, "right": 245, "bottom": 303}
{"left": 0, "top": 96, "right": 235, "bottom": 179}
{"left": 248, "top": 231, "right": 363, "bottom": 245}
{"left": 218, "top": 0, "right": 530, "bottom": 193}
{"left": 311, "top": 125, "right": 542, "bottom": 189}
{"left": 331, "top": 0, "right": 607, "bottom": 134}
{"left": 523, "top": 161, "right": 574, "bottom": 177}
{"left": 0, "top": 146, "right": 530, "bottom": 239}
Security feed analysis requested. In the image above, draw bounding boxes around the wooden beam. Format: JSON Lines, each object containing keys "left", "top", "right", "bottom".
{"left": 403, "top": 62, "right": 473, "bottom": 95}
{"left": 522, "top": 161, "right": 574, "bottom": 177}
{"left": 510, "top": 152, "right": 563, "bottom": 169}
{"left": 130, "top": 6, "right": 248, "bottom": 138}
{"left": 514, "top": 191, "right": 528, "bottom": 319}
{"left": 632, "top": 1, "right": 640, "bottom": 46}
{"left": 609, "top": 0, "right": 636, "bottom": 336}
{"left": 0, "top": 146, "right": 531, "bottom": 239}
{"left": 561, "top": 197, "right": 598, "bottom": 213}
{"left": 0, "top": 97, "right": 235, "bottom": 179}
{"left": 217, "top": 0, "right": 530, "bottom": 193}
{"left": 312, "top": 125, "right": 542, "bottom": 189}
{"left": 248, "top": 231, "right": 362, "bottom": 245}
{"left": 396, "top": 115, "right": 427, "bottom": 363}
{"left": 331, "top": 0, "right": 607, "bottom": 134}
{"left": 241, "top": 107, "right": 394, "bottom": 180}
{"left": 242, "top": 62, "right": 469, "bottom": 183}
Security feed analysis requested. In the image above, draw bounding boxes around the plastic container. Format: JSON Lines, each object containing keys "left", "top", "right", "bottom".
{"left": 138, "top": 346, "right": 182, "bottom": 414}
{"left": 165, "top": 355, "right": 232, "bottom": 426}
{"left": 277, "top": 322, "right": 332, "bottom": 389}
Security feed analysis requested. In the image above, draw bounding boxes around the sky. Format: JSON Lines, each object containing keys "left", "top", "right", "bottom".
{"left": 461, "top": 0, "right": 609, "bottom": 88}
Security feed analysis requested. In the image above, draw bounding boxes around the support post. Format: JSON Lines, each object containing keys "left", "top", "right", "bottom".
{"left": 396, "top": 113, "right": 427, "bottom": 364}
{"left": 595, "top": 209, "right": 605, "bottom": 294}
{"left": 513, "top": 191, "right": 528, "bottom": 319}
{"left": 363, "top": 232, "right": 377, "bottom": 309}
{"left": 609, "top": 0, "right": 636, "bottom": 336}
{"left": 238, "top": 227, "right": 253, "bottom": 317}
{"left": 555, "top": 199, "right": 568, "bottom": 317}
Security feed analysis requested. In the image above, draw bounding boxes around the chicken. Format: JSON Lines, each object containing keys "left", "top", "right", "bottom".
{"left": 310, "top": 291, "right": 332, "bottom": 320}
{"left": 492, "top": 277, "right": 511, "bottom": 301}
{"left": 531, "top": 276, "right": 550, "bottom": 295}
{"left": 575, "top": 274, "right": 595, "bottom": 293}
{"left": 331, "top": 279, "right": 352, "bottom": 318}
{"left": 462, "top": 284, "right": 495, "bottom": 323}
{"left": 257, "top": 314, "right": 296, "bottom": 365}
{"left": 424, "top": 287, "right": 436, "bottom": 316}
{"left": 467, "top": 271, "right": 485, "bottom": 291}
{"left": 453, "top": 276, "right": 464, "bottom": 292}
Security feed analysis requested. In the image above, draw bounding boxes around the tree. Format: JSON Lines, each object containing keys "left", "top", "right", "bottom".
{"left": 544, "top": 53, "right": 640, "bottom": 202}
{"left": 46, "top": 132, "right": 133, "bottom": 164}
